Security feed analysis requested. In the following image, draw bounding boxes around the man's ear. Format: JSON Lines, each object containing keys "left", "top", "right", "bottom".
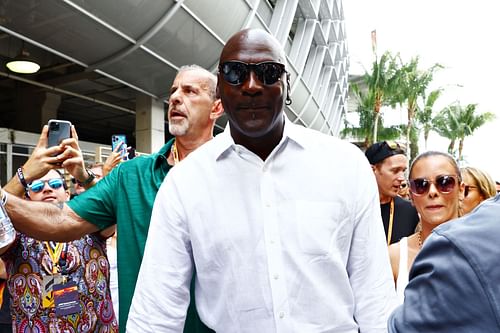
{"left": 210, "top": 99, "right": 224, "bottom": 120}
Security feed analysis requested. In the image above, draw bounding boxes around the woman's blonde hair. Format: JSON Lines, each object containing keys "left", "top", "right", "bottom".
{"left": 460, "top": 166, "right": 497, "bottom": 199}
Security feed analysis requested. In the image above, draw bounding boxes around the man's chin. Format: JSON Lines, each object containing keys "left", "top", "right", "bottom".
{"left": 169, "top": 124, "right": 189, "bottom": 137}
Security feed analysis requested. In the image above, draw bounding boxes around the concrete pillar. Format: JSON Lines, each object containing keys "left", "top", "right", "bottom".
{"left": 135, "top": 94, "right": 165, "bottom": 154}
{"left": 15, "top": 87, "right": 61, "bottom": 132}
{"left": 41, "top": 92, "right": 61, "bottom": 125}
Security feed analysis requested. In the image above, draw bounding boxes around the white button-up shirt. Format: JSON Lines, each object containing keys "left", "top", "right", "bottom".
{"left": 127, "top": 119, "right": 397, "bottom": 333}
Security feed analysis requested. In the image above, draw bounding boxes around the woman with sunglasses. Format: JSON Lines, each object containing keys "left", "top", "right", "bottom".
{"left": 388, "top": 151, "right": 464, "bottom": 303}
{"left": 460, "top": 166, "right": 496, "bottom": 215}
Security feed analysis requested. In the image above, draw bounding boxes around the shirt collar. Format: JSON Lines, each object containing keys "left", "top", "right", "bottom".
{"left": 213, "top": 113, "right": 307, "bottom": 160}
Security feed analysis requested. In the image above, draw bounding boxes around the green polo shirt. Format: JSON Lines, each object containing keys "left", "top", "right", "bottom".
{"left": 67, "top": 139, "right": 212, "bottom": 333}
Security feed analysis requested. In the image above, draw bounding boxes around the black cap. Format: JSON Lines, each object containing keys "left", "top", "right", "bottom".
{"left": 365, "top": 141, "right": 405, "bottom": 165}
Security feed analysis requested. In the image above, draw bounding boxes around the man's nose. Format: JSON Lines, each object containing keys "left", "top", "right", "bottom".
{"left": 169, "top": 91, "right": 182, "bottom": 106}
{"left": 242, "top": 70, "right": 262, "bottom": 93}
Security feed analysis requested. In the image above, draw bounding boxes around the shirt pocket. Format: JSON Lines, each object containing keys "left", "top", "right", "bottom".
{"left": 295, "top": 201, "right": 347, "bottom": 255}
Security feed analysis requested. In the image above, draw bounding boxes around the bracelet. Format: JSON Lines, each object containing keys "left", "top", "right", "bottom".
{"left": 16, "top": 167, "right": 29, "bottom": 189}
{"left": 76, "top": 168, "right": 96, "bottom": 187}
{"left": 1, "top": 190, "right": 7, "bottom": 206}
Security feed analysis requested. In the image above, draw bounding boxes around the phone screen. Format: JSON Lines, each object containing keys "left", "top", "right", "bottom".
{"left": 47, "top": 120, "right": 72, "bottom": 148}
{"left": 111, "top": 134, "right": 128, "bottom": 160}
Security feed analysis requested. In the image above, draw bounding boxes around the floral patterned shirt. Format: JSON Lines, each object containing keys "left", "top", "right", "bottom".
{"left": 1, "top": 232, "right": 118, "bottom": 333}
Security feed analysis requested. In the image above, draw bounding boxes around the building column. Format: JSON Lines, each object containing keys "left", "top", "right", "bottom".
{"left": 135, "top": 94, "right": 165, "bottom": 154}
{"left": 40, "top": 92, "right": 61, "bottom": 125}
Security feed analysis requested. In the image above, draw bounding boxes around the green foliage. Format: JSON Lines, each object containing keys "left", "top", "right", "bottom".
{"left": 390, "top": 56, "right": 443, "bottom": 159}
{"left": 416, "top": 88, "right": 443, "bottom": 149}
{"left": 432, "top": 102, "right": 495, "bottom": 160}
{"left": 353, "top": 51, "right": 400, "bottom": 142}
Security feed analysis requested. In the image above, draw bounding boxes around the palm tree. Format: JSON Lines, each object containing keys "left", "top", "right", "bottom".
{"left": 346, "top": 72, "right": 403, "bottom": 147}
{"left": 391, "top": 56, "right": 442, "bottom": 161}
{"left": 432, "top": 106, "right": 457, "bottom": 155}
{"left": 355, "top": 51, "right": 399, "bottom": 143}
{"left": 341, "top": 102, "right": 404, "bottom": 148}
{"left": 433, "top": 102, "right": 495, "bottom": 160}
{"left": 416, "top": 88, "right": 443, "bottom": 150}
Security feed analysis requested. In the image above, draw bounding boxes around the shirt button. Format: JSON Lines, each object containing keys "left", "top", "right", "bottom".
{"left": 273, "top": 274, "right": 279, "bottom": 280}
{"left": 278, "top": 311, "right": 285, "bottom": 319}
{"left": 270, "top": 240, "right": 275, "bottom": 244}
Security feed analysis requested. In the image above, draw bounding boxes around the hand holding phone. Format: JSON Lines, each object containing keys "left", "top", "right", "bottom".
{"left": 111, "top": 134, "right": 128, "bottom": 161}
{"left": 47, "top": 119, "right": 72, "bottom": 148}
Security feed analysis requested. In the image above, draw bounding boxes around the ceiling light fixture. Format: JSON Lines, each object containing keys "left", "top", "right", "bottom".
{"left": 6, "top": 48, "right": 40, "bottom": 74}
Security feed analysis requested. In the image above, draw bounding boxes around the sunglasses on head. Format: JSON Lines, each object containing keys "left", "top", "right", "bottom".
{"left": 409, "top": 175, "right": 458, "bottom": 196}
{"left": 385, "top": 141, "right": 401, "bottom": 150}
{"left": 219, "top": 61, "right": 287, "bottom": 86}
{"left": 28, "top": 178, "right": 64, "bottom": 193}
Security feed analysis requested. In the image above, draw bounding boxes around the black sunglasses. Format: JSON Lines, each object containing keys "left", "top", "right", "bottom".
{"left": 219, "top": 61, "right": 287, "bottom": 86}
{"left": 409, "top": 175, "right": 458, "bottom": 196}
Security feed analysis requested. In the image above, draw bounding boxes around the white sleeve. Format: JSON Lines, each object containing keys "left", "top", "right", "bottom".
{"left": 126, "top": 175, "right": 193, "bottom": 333}
{"left": 347, "top": 155, "right": 398, "bottom": 333}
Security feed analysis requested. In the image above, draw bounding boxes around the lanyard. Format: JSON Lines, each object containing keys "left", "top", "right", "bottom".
{"left": 170, "top": 140, "right": 179, "bottom": 165}
{"left": 44, "top": 241, "right": 64, "bottom": 274}
{"left": 386, "top": 198, "right": 395, "bottom": 245}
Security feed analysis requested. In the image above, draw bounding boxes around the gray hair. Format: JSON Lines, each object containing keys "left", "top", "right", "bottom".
{"left": 177, "top": 64, "right": 217, "bottom": 100}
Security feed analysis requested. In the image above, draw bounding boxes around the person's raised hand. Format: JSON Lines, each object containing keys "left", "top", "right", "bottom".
{"left": 103, "top": 144, "right": 123, "bottom": 176}
{"left": 21, "top": 125, "right": 66, "bottom": 182}
{"left": 58, "top": 125, "right": 88, "bottom": 182}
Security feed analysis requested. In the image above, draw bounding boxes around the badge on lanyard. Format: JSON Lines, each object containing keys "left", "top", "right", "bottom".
{"left": 53, "top": 280, "right": 81, "bottom": 316}
{"left": 42, "top": 274, "right": 65, "bottom": 308}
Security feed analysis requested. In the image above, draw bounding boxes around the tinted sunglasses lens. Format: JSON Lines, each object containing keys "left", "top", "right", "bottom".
{"left": 410, "top": 179, "right": 429, "bottom": 195}
{"left": 257, "top": 63, "right": 284, "bottom": 84}
{"left": 221, "top": 62, "right": 247, "bottom": 85}
{"left": 464, "top": 185, "right": 470, "bottom": 197}
{"left": 436, "top": 175, "right": 456, "bottom": 193}
{"left": 48, "top": 179, "right": 64, "bottom": 190}
{"left": 29, "top": 180, "right": 45, "bottom": 193}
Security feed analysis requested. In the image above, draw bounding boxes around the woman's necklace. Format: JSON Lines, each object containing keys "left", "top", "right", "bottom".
{"left": 417, "top": 230, "right": 423, "bottom": 249}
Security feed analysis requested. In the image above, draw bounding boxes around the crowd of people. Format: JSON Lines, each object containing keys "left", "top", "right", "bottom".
{"left": 0, "top": 28, "right": 498, "bottom": 332}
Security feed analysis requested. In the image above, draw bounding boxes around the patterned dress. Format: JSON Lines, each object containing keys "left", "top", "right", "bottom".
{"left": 1, "top": 233, "right": 118, "bottom": 333}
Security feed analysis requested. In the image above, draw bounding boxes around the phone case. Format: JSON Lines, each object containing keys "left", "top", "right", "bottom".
{"left": 47, "top": 120, "right": 72, "bottom": 148}
{"left": 111, "top": 134, "right": 128, "bottom": 159}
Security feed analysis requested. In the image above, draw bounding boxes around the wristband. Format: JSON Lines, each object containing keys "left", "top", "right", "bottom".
{"left": 76, "top": 168, "right": 96, "bottom": 187}
{"left": 1, "top": 190, "right": 7, "bottom": 206}
{"left": 16, "top": 167, "right": 29, "bottom": 189}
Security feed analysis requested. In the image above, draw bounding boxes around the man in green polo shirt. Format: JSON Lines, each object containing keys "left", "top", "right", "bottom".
{"left": 1, "top": 64, "right": 223, "bottom": 332}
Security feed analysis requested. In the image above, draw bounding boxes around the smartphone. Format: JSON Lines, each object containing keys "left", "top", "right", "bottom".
{"left": 47, "top": 119, "right": 72, "bottom": 148}
{"left": 111, "top": 134, "right": 128, "bottom": 160}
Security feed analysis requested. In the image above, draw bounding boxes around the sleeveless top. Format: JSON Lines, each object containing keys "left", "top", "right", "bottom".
{"left": 396, "top": 237, "right": 409, "bottom": 304}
